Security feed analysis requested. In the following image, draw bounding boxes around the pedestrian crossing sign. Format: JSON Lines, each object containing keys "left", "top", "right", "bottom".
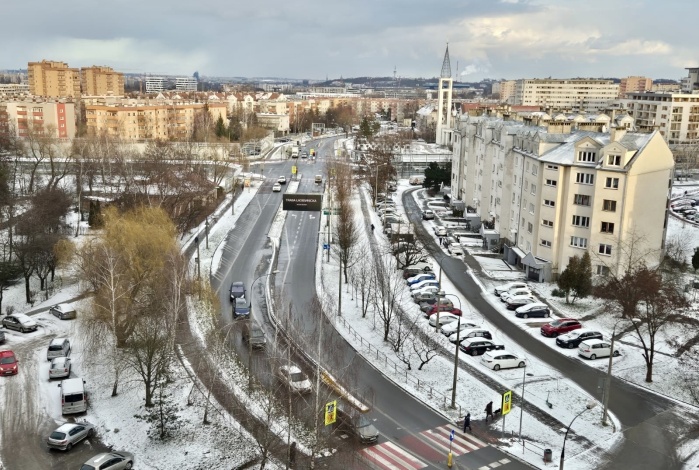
{"left": 324, "top": 400, "right": 337, "bottom": 426}
{"left": 502, "top": 391, "right": 512, "bottom": 416}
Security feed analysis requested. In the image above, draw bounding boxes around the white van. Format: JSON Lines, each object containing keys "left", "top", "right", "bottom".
{"left": 59, "top": 378, "right": 88, "bottom": 414}
{"left": 409, "top": 175, "right": 425, "bottom": 185}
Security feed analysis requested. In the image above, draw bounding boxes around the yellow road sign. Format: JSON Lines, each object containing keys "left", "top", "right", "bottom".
{"left": 324, "top": 400, "right": 337, "bottom": 426}
{"left": 502, "top": 390, "right": 512, "bottom": 416}
{"left": 292, "top": 165, "right": 297, "bottom": 174}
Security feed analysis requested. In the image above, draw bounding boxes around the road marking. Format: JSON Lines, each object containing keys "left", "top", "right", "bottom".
{"left": 420, "top": 425, "right": 486, "bottom": 455}
{"left": 359, "top": 441, "right": 427, "bottom": 470}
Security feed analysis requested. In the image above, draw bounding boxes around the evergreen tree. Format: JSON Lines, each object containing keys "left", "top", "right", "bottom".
{"left": 558, "top": 256, "right": 579, "bottom": 304}
{"left": 692, "top": 247, "right": 699, "bottom": 272}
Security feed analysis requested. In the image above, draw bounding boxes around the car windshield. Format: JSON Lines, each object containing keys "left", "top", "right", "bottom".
{"left": 549, "top": 320, "right": 565, "bottom": 326}
{"left": 0, "top": 356, "right": 15, "bottom": 364}
{"left": 290, "top": 372, "right": 306, "bottom": 382}
{"left": 235, "top": 299, "right": 247, "bottom": 307}
{"left": 80, "top": 465, "right": 97, "bottom": 470}
{"left": 357, "top": 414, "right": 372, "bottom": 429}
{"left": 51, "top": 361, "right": 65, "bottom": 368}
{"left": 50, "top": 431, "right": 67, "bottom": 440}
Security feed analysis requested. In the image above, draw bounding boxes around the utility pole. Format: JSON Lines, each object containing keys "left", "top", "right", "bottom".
{"left": 205, "top": 217, "right": 209, "bottom": 250}
{"left": 195, "top": 236, "right": 200, "bottom": 280}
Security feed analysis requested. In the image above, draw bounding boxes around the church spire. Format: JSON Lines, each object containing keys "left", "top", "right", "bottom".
{"left": 440, "top": 43, "right": 452, "bottom": 79}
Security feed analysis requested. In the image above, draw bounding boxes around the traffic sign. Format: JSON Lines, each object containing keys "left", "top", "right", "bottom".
{"left": 449, "top": 429, "right": 455, "bottom": 441}
{"left": 324, "top": 400, "right": 337, "bottom": 426}
{"left": 292, "top": 165, "right": 297, "bottom": 174}
{"left": 323, "top": 244, "right": 330, "bottom": 250}
{"left": 502, "top": 390, "right": 512, "bottom": 416}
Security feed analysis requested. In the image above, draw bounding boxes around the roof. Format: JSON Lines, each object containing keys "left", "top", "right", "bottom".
{"left": 50, "top": 338, "right": 67, "bottom": 346}
{"left": 61, "top": 377, "right": 85, "bottom": 394}
{"left": 52, "top": 303, "right": 75, "bottom": 312}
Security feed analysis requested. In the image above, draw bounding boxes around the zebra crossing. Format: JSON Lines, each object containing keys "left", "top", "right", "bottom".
{"left": 357, "top": 424, "right": 488, "bottom": 470}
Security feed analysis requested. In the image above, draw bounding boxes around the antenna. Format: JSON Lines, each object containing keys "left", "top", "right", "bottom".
{"left": 394, "top": 65, "right": 397, "bottom": 81}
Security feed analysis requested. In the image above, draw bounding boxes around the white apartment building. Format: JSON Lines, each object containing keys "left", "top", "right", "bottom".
{"left": 175, "top": 77, "right": 198, "bottom": 91}
{"left": 624, "top": 92, "right": 699, "bottom": 145}
{"left": 513, "top": 79, "right": 619, "bottom": 112}
{"left": 145, "top": 76, "right": 165, "bottom": 93}
{"left": 451, "top": 115, "right": 674, "bottom": 282}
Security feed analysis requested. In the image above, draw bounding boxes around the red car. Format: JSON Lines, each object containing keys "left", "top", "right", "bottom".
{"left": 0, "top": 350, "right": 18, "bottom": 376}
{"left": 427, "top": 305, "right": 463, "bottom": 317}
{"left": 540, "top": 318, "right": 582, "bottom": 338}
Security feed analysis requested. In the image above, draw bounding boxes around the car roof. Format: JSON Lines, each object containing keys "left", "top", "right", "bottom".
{"left": 11, "top": 313, "right": 32, "bottom": 320}
{"left": 484, "top": 349, "right": 518, "bottom": 357}
{"left": 460, "top": 327, "right": 488, "bottom": 334}
{"left": 55, "top": 422, "right": 82, "bottom": 432}
{"left": 0, "top": 350, "right": 15, "bottom": 358}
{"left": 461, "top": 337, "right": 492, "bottom": 344}
{"left": 580, "top": 338, "right": 609, "bottom": 346}
{"left": 52, "top": 356, "right": 69, "bottom": 364}
{"left": 518, "top": 302, "right": 547, "bottom": 310}
{"left": 563, "top": 328, "right": 598, "bottom": 336}
{"left": 50, "top": 338, "right": 67, "bottom": 345}
{"left": 281, "top": 364, "right": 302, "bottom": 374}
{"left": 508, "top": 294, "right": 534, "bottom": 300}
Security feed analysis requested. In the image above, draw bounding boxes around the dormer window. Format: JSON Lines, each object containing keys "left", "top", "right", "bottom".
{"left": 577, "top": 151, "right": 596, "bottom": 163}
{"left": 607, "top": 155, "right": 621, "bottom": 166}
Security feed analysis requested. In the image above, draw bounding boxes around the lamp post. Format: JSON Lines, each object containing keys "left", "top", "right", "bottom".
{"left": 248, "top": 270, "right": 279, "bottom": 391}
{"left": 374, "top": 162, "right": 389, "bottom": 209}
{"left": 601, "top": 317, "right": 640, "bottom": 426}
{"left": 444, "top": 293, "right": 462, "bottom": 409}
{"left": 560, "top": 403, "right": 596, "bottom": 470}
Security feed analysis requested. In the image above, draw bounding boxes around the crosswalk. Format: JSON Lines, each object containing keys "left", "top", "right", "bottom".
{"left": 357, "top": 424, "right": 488, "bottom": 470}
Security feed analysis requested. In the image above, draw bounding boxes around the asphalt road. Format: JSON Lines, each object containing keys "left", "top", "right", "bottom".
{"left": 402, "top": 188, "right": 697, "bottom": 469}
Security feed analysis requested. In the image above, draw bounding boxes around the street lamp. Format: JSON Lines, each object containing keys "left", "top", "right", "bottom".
{"left": 560, "top": 402, "right": 596, "bottom": 470}
{"left": 444, "top": 293, "right": 462, "bottom": 409}
{"left": 601, "top": 317, "right": 640, "bottom": 426}
{"left": 247, "top": 269, "right": 280, "bottom": 391}
{"left": 374, "top": 162, "right": 389, "bottom": 209}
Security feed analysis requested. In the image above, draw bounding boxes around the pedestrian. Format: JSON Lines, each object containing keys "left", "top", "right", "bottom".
{"left": 485, "top": 401, "right": 494, "bottom": 423}
{"left": 289, "top": 441, "right": 297, "bottom": 467}
{"left": 462, "top": 412, "right": 471, "bottom": 432}
{"left": 370, "top": 223, "right": 375, "bottom": 232}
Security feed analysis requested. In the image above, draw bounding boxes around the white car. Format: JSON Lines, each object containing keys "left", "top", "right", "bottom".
{"left": 272, "top": 183, "right": 282, "bottom": 192}
{"left": 412, "top": 286, "right": 440, "bottom": 298}
{"left": 500, "top": 288, "right": 532, "bottom": 303}
{"left": 441, "top": 320, "right": 478, "bottom": 336}
{"left": 494, "top": 282, "right": 528, "bottom": 296}
{"left": 433, "top": 226, "right": 448, "bottom": 237}
{"left": 481, "top": 351, "right": 526, "bottom": 371}
{"left": 505, "top": 295, "right": 537, "bottom": 310}
{"left": 49, "top": 357, "right": 72, "bottom": 379}
{"left": 578, "top": 339, "right": 620, "bottom": 360}
{"left": 277, "top": 176, "right": 287, "bottom": 184}
{"left": 428, "top": 312, "right": 459, "bottom": 327}
{"left": 276, "top": 364, "right": 312, "bottom": 393}
{"left": 410, "top": 280, "right": 440, "bottom": 292}
{"left": 446, "top": 323, "right": 481, "bottom": 342}
{"left": 447, "top": 243, "right": 464, "bottom": 256}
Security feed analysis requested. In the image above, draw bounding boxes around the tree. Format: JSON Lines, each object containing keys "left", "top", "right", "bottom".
{"left": 557, "top": 256, "right": 578, "bottom": 304}
{"left": 358, "top": 115, "right": 380, "bottom": 140}
{"left": 692, "top": 247, "right": 699, "bottom": 272}
{"left": 332, "top": 198, "right": 360, "bottom": 283}
{"left": 557, "top": 253, "right": 592, "bottom": 304}
{"left": 372, "top": 254, "right": 408, "bottom": 341}
{"left": 0, "top": 260, "right": 22, "bottom": 313}
{"left": 423, "top": 162, "right": 452, "bottom": 191}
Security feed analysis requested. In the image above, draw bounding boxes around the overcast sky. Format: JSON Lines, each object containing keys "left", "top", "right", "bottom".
{"left": 2, "top": 0, "right": 696, "bottom": 81}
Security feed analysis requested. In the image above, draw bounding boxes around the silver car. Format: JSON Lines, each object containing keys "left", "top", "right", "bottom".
{"left": 80, "top": 451, "right": 134, "bottom": 470}
{"left": 47, "top": 421, "right": 95, "bottom": 451}
{"left": 49, "top": 357, "right": 72, "bottom": 379}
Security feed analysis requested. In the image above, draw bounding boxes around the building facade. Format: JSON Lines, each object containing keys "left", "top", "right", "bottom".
{"left": 0, "top": 100, "right": 76, "bottom": 139}
{"left": 145, "top": 77, "right": 165, "bottom": 93}
{"left": 175, "top": 77, "right": 198, "bottom": 91}
{"left": 495, "top": 80, "right": 517, "bottom": 103}
{"left": 81, "top": 66, "right": 125, "bottom": 96}
{"left": 451, "top": 115, "right": 674, "bottom": 281}
{"left": 618, "top": 76, "right": 652, "bottom": 97}
{"left": 28, "top": 60, "right": 81, "bottom": 98}
{"left": 513, "top": 79, "right": 619, "bottom": 112}
{"left": 624, "top": 92, "right": 699, "bottom": 145}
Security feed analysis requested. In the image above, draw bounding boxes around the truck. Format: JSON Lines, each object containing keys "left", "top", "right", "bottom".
{"left": 291, "top": 146, "right": 299, "bottom": 158}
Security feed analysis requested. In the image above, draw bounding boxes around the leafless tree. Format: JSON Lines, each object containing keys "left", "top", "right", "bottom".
{"left": 350, "top": 245, "right": 373, "bottom": 318}
{"left": 411, "top": 332, "right": 441, "bottom": 370}
{"left": 372, "top": 254, "right": 409, "bottom": 341}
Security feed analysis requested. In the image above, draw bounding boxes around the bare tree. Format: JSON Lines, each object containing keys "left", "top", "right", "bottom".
{"left": 350, "top": 245, "right": 373, "bottom": 318}
{"left": 411, "top": 333, "right": 441, "bottom": 370}
{"left": 372, "top": 254, "right": 409, "bottom": 341}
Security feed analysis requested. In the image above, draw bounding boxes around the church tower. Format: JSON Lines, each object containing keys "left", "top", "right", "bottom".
{"left": 435, "top": 44, "right": 454, "bottom": 146}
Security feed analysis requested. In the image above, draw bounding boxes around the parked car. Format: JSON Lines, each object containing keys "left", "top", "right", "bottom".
{"left": 514, "top": 302, "right": 550, "bottom": 318}
{"left": 49, "top": 357, "right": 72, "bottom": 379}
{"left": 1, "top": 313, "right": 38, "bottom": 333}
{"left": 453, "top": 328, "right": 493, "bottom": 342}
{"left": 0, "top": 350, "right": 18, "bottom": 376}
{"left": 506, "top": 295, "right": 537, "bottom": 310}
{"left": 500, "top": 288, "right": 532, "bottom": 303}
{"left": 447, "top": 243, "right": 464, "bottom": 256}
{"left": 578, "top": 339, "right": 620, "bottom": 360}
{"left": 556, "top": 329, "right": 604, "bottom": 349}
{"left": 243, "top": 321, "right": 266, "bottom": 349}
{"left": 335, "top": 406, "right": 379, "bottom": 444}
{"left": 410, "top": 280, "right": 440, "bottom": 292}
{"left": 276, "top": 363, "right": 312, "bottom": 393}
{"left": 277, "top": 176, "right": 286, "bottom": 185}
{"left": 481, "top": 351, "right": 526, "bottom": 371}
{"left": 411, "top": 286, "right": 440, "bottom": 298}
{"left": 47, "top": 421, "right": 96, "bottom": 451}
{"left": 426, "top": 305, "right": 462, "bottom": 317}
{"left": 403, "top": 263, "right": 433, "bottom": 279}
{"left": 80, "top": 451, "right": 134, "bottom": 470}
{"left": 422, "top": 210, "right": 435, "bottom": 220}
{"left": 49, "top": 303, "right": 77, "bottom": 320}
{"left": 406, "top": 272, "right": 436, "bottom": 286}
{"left": 494, "top": 281, "right": 528, "bottom": 296}
{"left": 419, "top": 298, "right": 453, "bottom": 312}
{"left": 428, "top": 312, "right": 460, "bottom": 327}
{"left": 230, "top": 282, "right": 246, "bottom": 301}
{"left": 541, "top": 318, "right": 582, "bottom": 338}
{"left": 233, "top": 298, "right": 250, "bottom": 318}
{"left": 433, "top": 226, "right": 448, "bottom": 237}
{"left": 413, "top": 291, "right": 438, "bottom": 304}
{"left": 459, "top": 338, "right": 505, "bottom": 356}
{"left": 441, "top": 320, "right": 479, "bottom": 336}
{"left": 47, "top": 338, "right": 71, "bottom": 361}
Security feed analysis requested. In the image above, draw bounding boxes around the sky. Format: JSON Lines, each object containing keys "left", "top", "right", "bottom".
{"left": 2, "top": 0, "right": 697, "bottom": 82}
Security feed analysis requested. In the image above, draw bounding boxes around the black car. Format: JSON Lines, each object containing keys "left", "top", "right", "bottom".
{"left": 230, "top": 282, "right": 246, "bottom": 301}
{"left": 459, "top": 338, "right": 505, "bottom": 356}
{"left": 555, "top": 329, "right": 604, "bottom": 349}
{"left": 514, "top": 303, "right": 550, "bottom": 319}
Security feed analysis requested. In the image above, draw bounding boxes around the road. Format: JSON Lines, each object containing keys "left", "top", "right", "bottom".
{"left": 402, "top": 188, "right": 696, "bottom": 469}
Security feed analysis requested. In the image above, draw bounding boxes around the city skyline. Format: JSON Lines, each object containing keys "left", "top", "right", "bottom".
{"left": 1, "top": 0, "right": 697, "bottom": 81}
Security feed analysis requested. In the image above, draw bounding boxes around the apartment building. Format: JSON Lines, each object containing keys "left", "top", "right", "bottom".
{"left": 81, "top": 66, "right": 125, "bottom": 96}
{"left": 683, "top": 68, "right": 699, "bottom": 92}
{"left": 451, "top": 115, "right": 674, "bottom": 281}
{"left": 0, "top": 83, "right": 30, "bottom": 97}
{"left": 494, "top": 80, "right": 517, "bottom": 103}
{"left": 513, "top": 79, "right": 619, "bottom": 112}
{"left": 618, "top": 76, "right": 652, "bottom": 97}
{"left": 625, "top": 92, "right": 699, "bottom": 145}
{"left": 84, "top": 100, "right": 226, "bottom": 140}
{"left": 145, "top": 77, "right": 165, "bottom": 93}
{"left": 175, "top": 77, "right": 198, "bottom": 91}
{"left": 0, "top": 100, "right": 75, "bottom": 139}
{"left": 256, "top": 113, "right": 290, "bottom": 134}
{"left": 28, "top": 60, "right": 81, "bottom": 98}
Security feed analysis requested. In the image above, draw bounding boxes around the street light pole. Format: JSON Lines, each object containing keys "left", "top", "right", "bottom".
{"left": 560, "top": 403, "right": 596, "bottom": 470}
{"left": 601, "top": 317, "right": 640, "bottom": 425}
{"left": 445, "top": 293, "right": 462, "bottom": 409}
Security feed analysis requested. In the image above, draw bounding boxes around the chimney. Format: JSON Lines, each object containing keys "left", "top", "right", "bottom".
{"left": 610, "top": 124, "right": 626, "bottom": 142}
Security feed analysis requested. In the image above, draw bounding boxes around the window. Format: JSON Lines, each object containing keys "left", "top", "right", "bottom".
{"left": 572, "top": 215, "right": 590, "bottom": 227}
{"left": 543, "top": 199, "right": 555, "bottom": 207}
{"left": 603, "top": 200, "right": 617, "bottom": 212}
{"left": 545, "top": 179, "right": 557, "bottom": 186}
{"left": 542, "top": 219, "right": 553, "bottom": 227}
{"left": 570, "top": 236, "right": 588, "bottom": 248}
{"left": 573, "top": 194, "right": 591, "bottom": 206}
{"left": 577, "top": 150, "right": 596, "bottom": 163}
{"left": 547, "top": 164, "right": 559, "bottom": 170}
{"left": 607, "top": 155, "right": 621, "bottom": 166}
{"left": 601, "top": 222, "right": 615, "bottom": 233}
{"left": 524, "top": 181, "right": 529, "bottom": 191}
{"left": 532, "top": 165, "right": 538, "bottom": 176}
{"left": 576, "top": 173, "right": 594, "bottom": 185}
{"left": 599, "top": 244, "right": 612, "bottom": 255}
{"left": 527, "top": 222, "right": 533, "bottom": 233}
{"left": 596, "top": 265, "right": 610, "bottom": 276}
{"left": 605, "top": 177, "right": 619, "bottom": 189}
{"left": 529, "top": 203, "right": 535, "bottom": 214}
{"left": 541, "top": 239, "right": 552, "bottom": 247}
{"left": 531, "top": 184, "right": 536, "bottom": 194}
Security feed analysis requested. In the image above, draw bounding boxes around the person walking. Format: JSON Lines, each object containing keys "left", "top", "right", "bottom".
{"left": 485, "top": 401, "right": 494, "bottom": 423}
{"left": 462, "top": 412, "right": 471, "bottom": 432}
{"left": 370, "top": 223, "right": 375, "bottom": 232}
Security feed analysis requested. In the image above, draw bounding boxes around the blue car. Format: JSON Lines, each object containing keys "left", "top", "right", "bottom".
{"left": 406, "top": 273, "right": 436, "bottom": 286}
{"left": 233, "top": 298, "right": 250, "bottom": 318}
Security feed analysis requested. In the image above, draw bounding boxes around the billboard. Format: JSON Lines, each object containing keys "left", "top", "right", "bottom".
{"left": 283, "top": 193, "right": 322, "bottom": 211}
